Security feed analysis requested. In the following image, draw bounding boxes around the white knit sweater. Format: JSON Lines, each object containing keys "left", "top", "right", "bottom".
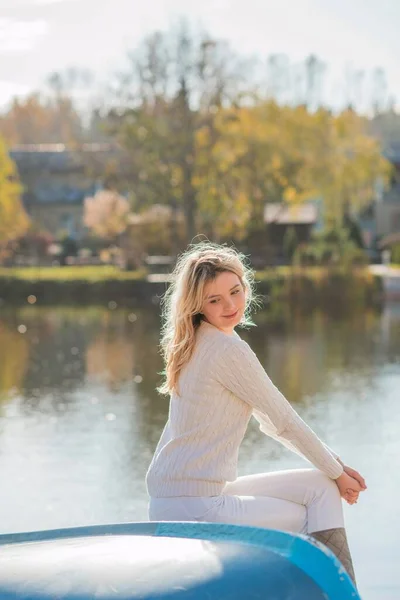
{"left": 146, "top": 320, "right": 343, "bottom": 497}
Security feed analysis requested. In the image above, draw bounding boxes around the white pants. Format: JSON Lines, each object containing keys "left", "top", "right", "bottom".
{"left": 148, "top": 468, "right": 344, "bottom": 534}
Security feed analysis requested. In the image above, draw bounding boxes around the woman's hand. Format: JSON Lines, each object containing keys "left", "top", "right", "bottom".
{"left": 335, "top": 471, "right": 363, "bottom": 505}
{"left": 342, "top": 465, "right": 367, "bottom": 491}
{"left": 335, "top": 459, "right": 367, "bottom": 504}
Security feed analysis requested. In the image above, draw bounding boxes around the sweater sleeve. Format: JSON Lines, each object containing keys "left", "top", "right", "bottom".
{"left": 253, "top": 411, "right": 341, "bottom": 464}
{"left": 213, "top": 338, "right": 343, "bottom": 479}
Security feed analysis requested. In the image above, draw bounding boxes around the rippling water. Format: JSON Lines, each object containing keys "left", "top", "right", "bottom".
{"left": 0, "top": 304, "right": 399, "bottom": 599}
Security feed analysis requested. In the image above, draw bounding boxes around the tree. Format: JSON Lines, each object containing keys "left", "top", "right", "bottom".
{"left": 0, "top": 136, "right": 30, "bottom": 261}
{"left": 194, "top": 102, "right": 324, "bottom": 244}
{"left": 312, "top": 108, "right": 392, "bottom": 225}
{"left": 369, "top": 109, "right": 400, "bottom": 146}
{"left": 107, "top": 23, "right": 245, "bottom": 245}
{"left": 303, "top": 54, "right": 326, "bottom": 109}
{"left": 194, "top": 102, "right": 391, "bottom": 246}
{"left": 83, "top": 189, "right": 130, "bottom": 241}
{"left": 0, "top": 88, "right": 85, "bottom": 146}
{"left": 121, "top": 204, "right": 186, "bottom": 267}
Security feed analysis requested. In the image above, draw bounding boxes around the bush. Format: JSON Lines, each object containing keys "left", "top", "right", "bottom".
{"left": 293, "top": 227, "right": 368, "bottom": 268}
{"left": 391, "top": 244, "right": 400, "bottom": 265}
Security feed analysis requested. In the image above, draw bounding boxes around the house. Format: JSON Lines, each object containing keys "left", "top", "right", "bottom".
{"left": 263, "top": 201, "right": 319, "bottom": 262}
{"left": 263, "top": 141, "right": 400, "bottom": 262}
{"left": 9, "top": 144, "right": 115, "bottom": 240}
{"left": 356, "top": 143, "right": 400, "bottom": 261}
{"left": 375, "top": 143, "right": 400, "bottom": 237}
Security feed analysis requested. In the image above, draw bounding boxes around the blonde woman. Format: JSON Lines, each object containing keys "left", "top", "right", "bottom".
{"left": 146, "top": 242, "right": 366, "bottom": 584}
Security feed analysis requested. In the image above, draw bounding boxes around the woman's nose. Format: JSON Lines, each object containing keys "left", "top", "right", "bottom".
{"left": 223, "top": 297, "right": 235, "bottom": 309}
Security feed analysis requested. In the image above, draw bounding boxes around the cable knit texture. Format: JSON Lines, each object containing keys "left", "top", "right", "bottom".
{"left": 146, "top": 320, "right": 343, "bottom": 497}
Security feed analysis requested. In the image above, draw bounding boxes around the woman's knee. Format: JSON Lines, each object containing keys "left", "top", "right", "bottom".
{"left": 307, "top": 469, "right": 341, "bottom": 502}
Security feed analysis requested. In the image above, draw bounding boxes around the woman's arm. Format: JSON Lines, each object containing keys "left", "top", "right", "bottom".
{"left": 214, "top": 338, "right": 344, "bottom": 479}
{"left": 253, "top": 409, "right": 341, "bottom": 462}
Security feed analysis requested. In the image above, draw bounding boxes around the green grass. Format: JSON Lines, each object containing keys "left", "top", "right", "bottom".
{"left": 0, "top": 264, "right": 374, "bottom": 284}
{"left": 255, "top": 265, "right": 373, "bottom": 282}
{"left": 0, "top": 266, "right": 147, "bottom": 282}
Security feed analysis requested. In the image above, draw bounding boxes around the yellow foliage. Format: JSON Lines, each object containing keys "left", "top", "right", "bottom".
{"left": 193, "top": 101, "right": 390, "bottom": 237}
{"left": 0, "top": 136, "right": 30, "bottom": 257}
{"left": 283, "top": 187, "right": 298, "bottom": 203}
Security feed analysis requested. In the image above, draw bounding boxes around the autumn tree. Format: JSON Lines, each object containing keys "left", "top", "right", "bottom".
{"left": 0, "top": 136, "right": 30, "bottom": 261}
{"left": 0, "top": 69, "right": 89, "bottom": 146}
{"left": 106, "top": 23, "right": 246, "bottom": 246}
{"left": 83, "top": 189, "right": 130, "bottom": 242}
{"left": 193, "top": 101, "right": 391, "bottom": 249}
{"left": 307, "top": 108, "right": 391, "bottom": 225}
{"left": 104, "top": 29, "right": 390, "bottom": 248}
{"left": 194, "top": 101, "right": 319, "bottom": 244}
{"left": 369, "top": 109, "right": 400, "bottom": 147}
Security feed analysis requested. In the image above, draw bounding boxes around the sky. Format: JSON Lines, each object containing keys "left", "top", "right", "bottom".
{"left": 0, "top": 0, "right": 399, "bottom": 112}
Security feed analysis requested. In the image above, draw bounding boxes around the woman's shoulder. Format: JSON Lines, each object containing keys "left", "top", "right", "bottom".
{"left": 196, "top": 320, "right": 249, "bottom": 356}
{"left": 195, "top": 324, "right": 262, "bottom": 386}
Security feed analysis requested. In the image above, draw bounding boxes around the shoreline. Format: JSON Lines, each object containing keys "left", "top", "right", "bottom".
{"left": 0, "top": 266, "right": 384, "bottom": 308}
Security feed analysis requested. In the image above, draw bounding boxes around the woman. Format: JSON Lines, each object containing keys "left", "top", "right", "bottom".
{"left": 146, "top": 242, "right": 366, "bottom": 584}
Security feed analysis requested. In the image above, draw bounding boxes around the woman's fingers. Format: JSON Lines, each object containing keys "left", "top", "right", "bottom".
{"left": 344, "top": 466, "right": 367, "bottom": 490}
{"left": 344, "top": 488, "right": 359, "bottom": 505}
{"left": 335, "top": 472, "right": 363, "bottom": 502}
{"left": 345, "top": 496, "right": 358, "bottom": 505}
{"left": 350, "top": 471, "right": 366, "bottom": 489}
{"left": 357, "top": 475, "right": 367, "bottom": 489}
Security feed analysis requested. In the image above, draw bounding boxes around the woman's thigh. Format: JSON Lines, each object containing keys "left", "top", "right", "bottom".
{"left": 149, "top": 494, "right": 307, "bottom": 534}
{"left": 208, "top": 494, "right": 307, "bottom": 534}
{"left": 223, "top": 468, "right": 339, "bottom": 507}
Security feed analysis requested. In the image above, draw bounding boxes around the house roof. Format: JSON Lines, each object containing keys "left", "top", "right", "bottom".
{"left": 383, "top": 143, "right": 400, "bottom": 165}
{"left": 264, "top": 202, "right": 317, "bottom": 225}
{"left": 9, "top": 144, "right": 118, "bottom": 174}
{"left": 378, "top": 232, "right": 400, "bottom": 249}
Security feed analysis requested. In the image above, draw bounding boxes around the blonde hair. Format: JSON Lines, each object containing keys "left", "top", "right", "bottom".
{"left": 158, "top": 242, "right": 257, "bottom": 395}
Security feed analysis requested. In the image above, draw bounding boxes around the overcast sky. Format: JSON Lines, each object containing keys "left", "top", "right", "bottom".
{"left": 1, "top": 0, "right": 399, "bottom": 111}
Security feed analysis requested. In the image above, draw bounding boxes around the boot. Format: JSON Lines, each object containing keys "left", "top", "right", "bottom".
{"left": 311, "top": 528, "right": 356, "bottom": 587}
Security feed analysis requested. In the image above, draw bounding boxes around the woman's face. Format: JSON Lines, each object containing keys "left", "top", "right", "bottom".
{"left": 201, "top": 271, "right": 246, "bottom": 334}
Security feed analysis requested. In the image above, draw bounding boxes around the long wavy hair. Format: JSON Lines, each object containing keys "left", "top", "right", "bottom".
{"left": 158, "top": 242, "right": 257, "bottom": 395}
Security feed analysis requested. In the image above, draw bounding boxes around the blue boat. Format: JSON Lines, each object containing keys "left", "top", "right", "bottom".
{"left": 0, "top": 522, "right": 360, "bottom": 599}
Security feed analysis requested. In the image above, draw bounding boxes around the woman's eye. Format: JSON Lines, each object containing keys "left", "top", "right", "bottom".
{"left": 232, "top": 289, "right": 239, "bottom": 295}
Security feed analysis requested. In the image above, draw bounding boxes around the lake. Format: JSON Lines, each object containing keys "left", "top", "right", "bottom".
{"left": 0, "top": 303, "right": 399, "bottom": 600}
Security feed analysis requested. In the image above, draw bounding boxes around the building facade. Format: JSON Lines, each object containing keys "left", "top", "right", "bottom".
{"left": 375, "top": 143, "right": 400, "bottom": 238}
{"left": 10, "top": 144, "right": 114, "bottom": 240}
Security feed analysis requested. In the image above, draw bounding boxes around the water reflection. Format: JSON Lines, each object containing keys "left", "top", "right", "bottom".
{"left": 1, "top": 303, "right": 399, "bottom": 442}
{"left": 0, "top": 320, "right": 29, "bottom": 400}
{"left": 1, "top": 303, "right": 399, "bottom": 432}
{"left": 0, "top": 303, "right": 399, "bottom": 598}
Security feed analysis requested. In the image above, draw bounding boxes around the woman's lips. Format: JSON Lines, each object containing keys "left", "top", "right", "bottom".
{"left": 223, "top": 310, "right": 238, "bottom": 319}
